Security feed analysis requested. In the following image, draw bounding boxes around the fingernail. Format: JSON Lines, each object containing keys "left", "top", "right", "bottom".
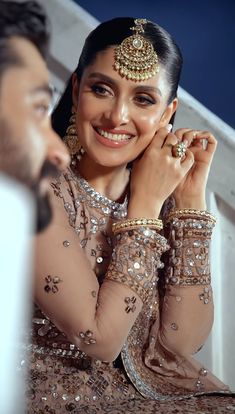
{"left": 183, "top": 139, "right": 189, "bottom": 147}
{"left": 166, "top": 124, "right": 173, "bottom": 132}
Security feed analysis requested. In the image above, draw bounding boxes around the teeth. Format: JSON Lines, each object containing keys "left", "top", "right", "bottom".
{"left": 97, "top": 128, "right": 132, "bottom": 141}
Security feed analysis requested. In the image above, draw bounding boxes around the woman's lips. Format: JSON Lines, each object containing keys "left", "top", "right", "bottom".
{"left": 94, "top": 127, "right": 135, "bottom": 148}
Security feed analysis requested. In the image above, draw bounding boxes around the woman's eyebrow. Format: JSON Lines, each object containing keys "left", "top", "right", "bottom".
{"left": 134, "top": 85, "right": 162, "bottom": 96}
{"left": 87, "top": 72, "right": 162, "bottom": 96}
{"left": 88, "top": 72, "right": 116, "bottom": 85}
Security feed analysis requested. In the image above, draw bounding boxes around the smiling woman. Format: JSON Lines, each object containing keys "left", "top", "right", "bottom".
{"left": 71, "top": 52, "right": 175, "bottom": 169}
{"left": 27, "top": 17, "right": 235, "bottom": 413}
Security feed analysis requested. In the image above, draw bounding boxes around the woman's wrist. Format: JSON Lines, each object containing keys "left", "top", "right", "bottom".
{"left": 174, "top": 197, "right": 207, "bottom": 211}
{"left": 127, "top": 199, "right": 162, "bottom": 220}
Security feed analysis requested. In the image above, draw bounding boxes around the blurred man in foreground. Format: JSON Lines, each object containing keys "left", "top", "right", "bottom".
{"left": 0, "top": 2, "right": 69, "bottom": 413}
{"left": 0, "top": 0, "right": 69, "bottom": 232}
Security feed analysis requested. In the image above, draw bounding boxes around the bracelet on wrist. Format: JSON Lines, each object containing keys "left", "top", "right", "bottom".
{"left": 165, "top": 208, "right": 216, "bottom": 225}
{"left": 106, "top": 225, "right": 168, "bottom": 303}
{"left": 112, "top": 217, "right": 163, "bottom": 234}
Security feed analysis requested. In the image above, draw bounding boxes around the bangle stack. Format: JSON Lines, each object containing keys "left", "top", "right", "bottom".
{"left": 106, "top": 223, "right": 168, "bottom": 303}
{"left": 164, "top": 208, "right": 215, "bottom": 287}
{"left": 112, "top": 217, "right": 163, "bottom": 234}
{"left": 165, "top": 208, "right": 216, "bottom": 225}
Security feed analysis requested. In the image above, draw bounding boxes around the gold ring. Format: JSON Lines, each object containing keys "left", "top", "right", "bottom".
{"left": 172, "top": 142, "right": 187, "bottom": 158}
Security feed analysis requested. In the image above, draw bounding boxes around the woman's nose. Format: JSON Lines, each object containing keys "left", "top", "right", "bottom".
{"left": 104, "top": 100, "right": 130, "bottom": 126}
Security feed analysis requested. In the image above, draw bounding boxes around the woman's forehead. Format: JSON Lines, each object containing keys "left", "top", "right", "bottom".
{"left": 82, "top": 47, "right": 168, "bottom": 92}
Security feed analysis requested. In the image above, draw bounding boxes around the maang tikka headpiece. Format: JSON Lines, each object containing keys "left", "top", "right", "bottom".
{"left": 114, "top": 18, "right": 159, "bottom": 81}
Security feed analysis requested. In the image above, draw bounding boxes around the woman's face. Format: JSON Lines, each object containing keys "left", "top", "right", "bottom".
{"left": 73, "top": 46, "right": 178, "bottom": 168}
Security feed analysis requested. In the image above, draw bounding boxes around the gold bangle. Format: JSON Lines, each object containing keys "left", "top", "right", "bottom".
{"left": 112, "top": 217, "right": 163, "bottom": 234}
{"left": 113, "top": 224, "right": 163, "bottom": 235}
{"left": 165, "top": 209, "right": 216, "bottom": 224}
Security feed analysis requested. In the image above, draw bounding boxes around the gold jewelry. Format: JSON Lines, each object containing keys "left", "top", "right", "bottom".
{"left": 172, "top": 142, "right": 187, "bottom": 158}
{"left": 164, "top": 212, "right": 213, "bottom": 287}
{"left": 113, "top": 224, "right": 162, "bottom": 234}
{"left": 112, "top": 217, "right": 163, "bottom": 234}
{"left": 106, "top": 227, "right": 169, "bottom": 303}
{"left": 114, "top": 18, "right": 159, "bottom": 81}
{"left": 63, "top": 109, "right": 84, "bottom": 165}
{"left": 165, "top": 209, "right": 216, "bottom": 224}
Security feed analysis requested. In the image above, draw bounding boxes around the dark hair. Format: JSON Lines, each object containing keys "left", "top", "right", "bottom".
{"left": 0, "top": 0, "right": 50, "bottom": 78}
{"left": 52, "top": 17, "right": 183, "bottom": 137}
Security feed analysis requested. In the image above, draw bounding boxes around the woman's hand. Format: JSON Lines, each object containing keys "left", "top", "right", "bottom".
{"left": 172, "top": 128, "right": 217, "bottom": 209}
{"left": 128, "top": 126, "right": 194, "bottom": 219}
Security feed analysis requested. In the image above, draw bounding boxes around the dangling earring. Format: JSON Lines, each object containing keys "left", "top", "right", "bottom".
{"left": 63, "top": 108, "right": 84, "bottom": 166}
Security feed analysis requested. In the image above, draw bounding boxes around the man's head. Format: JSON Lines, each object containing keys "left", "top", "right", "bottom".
{"left": 0, "top": 1, "right": 70, "bottom": 231}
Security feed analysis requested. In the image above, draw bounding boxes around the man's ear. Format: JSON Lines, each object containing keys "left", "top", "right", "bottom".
{"left": 72, "top": 73, "right": 79, "bottom": 111}
{"left": 159, "top": 98, "right": 178, "bottom": 128}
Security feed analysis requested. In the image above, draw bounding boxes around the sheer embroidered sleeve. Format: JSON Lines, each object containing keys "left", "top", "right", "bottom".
{"left": 144, "top": 210, "right": 229, "bottom": 392}
{"left": 158, "top": 211, "right": 215, "bottom": 356}
{"left": 34, "top": 172, "right": 168, "bottom": 362}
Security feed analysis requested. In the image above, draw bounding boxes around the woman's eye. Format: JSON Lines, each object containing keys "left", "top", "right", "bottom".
{"left": 91, "top": 84, "right": 112, "bottom": 97}
{"left": 135, "top": 95, "right": 155, "bottom": 106}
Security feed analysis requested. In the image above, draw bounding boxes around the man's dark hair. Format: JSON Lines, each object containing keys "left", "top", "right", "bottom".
{"left": 0, "top": 0, "right": 50, "bottom": 77}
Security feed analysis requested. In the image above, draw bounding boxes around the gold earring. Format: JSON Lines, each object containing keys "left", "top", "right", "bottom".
{"left": 63, "top": 109, "right": 84, "bottom": 165}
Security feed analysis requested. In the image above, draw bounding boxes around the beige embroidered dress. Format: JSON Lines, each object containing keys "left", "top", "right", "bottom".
{"left": 26, "top": 168, "right": 235, "bottom": 413}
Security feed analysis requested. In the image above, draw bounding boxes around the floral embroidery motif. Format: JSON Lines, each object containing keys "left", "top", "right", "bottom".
{"left": 44, "top": 275, "right": 62, "bottom": 293}
{"left": 124, "top": 296, "right": 137, "bottom": 313}
{"left": 79, "top": 330, "right": 97, "bottom": 345}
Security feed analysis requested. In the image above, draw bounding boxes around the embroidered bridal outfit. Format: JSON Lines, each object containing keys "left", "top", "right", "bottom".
{"left": 25, "top": 169, "right": 235, "bottom": 414}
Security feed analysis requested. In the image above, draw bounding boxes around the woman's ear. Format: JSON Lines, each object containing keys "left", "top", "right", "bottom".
{"left": 72, "top": 73, "right": 79, "bottom": 111}
{"left": 159, "top": 98, "right": 178, "bottom": 128}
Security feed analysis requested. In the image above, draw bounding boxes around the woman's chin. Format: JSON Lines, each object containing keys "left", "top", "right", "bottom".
{"left": 82, "top": 151, "right": 129, "bottom": 169}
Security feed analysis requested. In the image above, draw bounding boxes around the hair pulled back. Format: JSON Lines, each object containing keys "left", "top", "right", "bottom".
{"left": 52, "top": 17, "right": 182, "bottom": 137}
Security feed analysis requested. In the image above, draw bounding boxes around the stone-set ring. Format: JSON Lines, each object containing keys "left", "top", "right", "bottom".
{"left": 172, "top": 142, "right": 187, "bottom": 158}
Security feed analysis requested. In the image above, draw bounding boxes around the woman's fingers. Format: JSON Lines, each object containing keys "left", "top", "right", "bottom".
{"left": 192, "top": 131, "right": 217, "bottom": 155}
{"left": 174, "top": 128, "right": 193, "bottom": 143}
{"left": 147, "top": 124, "right": 173, "bottom": 150}
{"left": 181, "top": 149, "right": 195, "bottom": 171}
{"left": 162, "top": 132, "right": 178, "bottom": 148}
{"left": 174, "top": 128, "right": 217, "bottom": 155}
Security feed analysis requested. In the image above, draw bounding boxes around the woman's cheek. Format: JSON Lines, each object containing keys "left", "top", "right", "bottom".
{"left": 138, "top": 114, "right": 161, "bottom": 137}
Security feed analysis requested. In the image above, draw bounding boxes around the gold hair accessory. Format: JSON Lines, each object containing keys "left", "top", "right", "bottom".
{"left": 114, "top": 18, "right": 159, "bottom": 81}
{"left": 63, "top": 108, "right": 84, "bottom": 165}
{"left": 112, "top": 217, "right": 163, "bottom": 234}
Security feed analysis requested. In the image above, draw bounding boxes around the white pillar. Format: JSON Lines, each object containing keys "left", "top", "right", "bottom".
{"left": 0, "top": 175, "right": 34, "bottom": 414}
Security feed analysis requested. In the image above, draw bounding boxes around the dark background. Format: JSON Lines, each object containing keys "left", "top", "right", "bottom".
{"left": 73, "top": 0, "right": 235, "bottom": 129}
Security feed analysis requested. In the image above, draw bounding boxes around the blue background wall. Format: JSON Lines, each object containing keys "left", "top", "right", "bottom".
{"left": 73, "top": 0, "right": 235, "bottom": 129}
